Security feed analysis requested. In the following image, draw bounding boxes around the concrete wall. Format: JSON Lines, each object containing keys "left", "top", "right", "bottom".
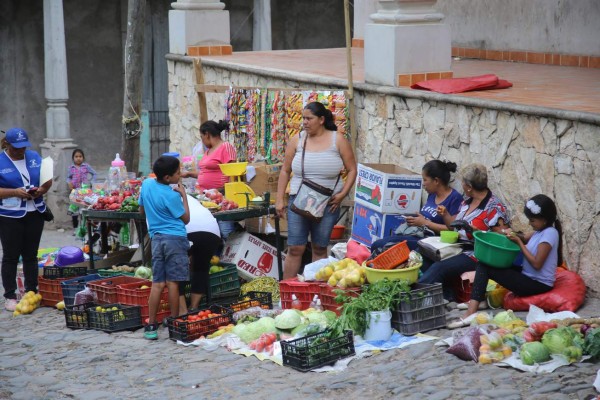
{"left": 438, "top": 0, "right": 600, "bottom": 55}
{"left": 166, "top": 55, "right": 600, "bottom": 296}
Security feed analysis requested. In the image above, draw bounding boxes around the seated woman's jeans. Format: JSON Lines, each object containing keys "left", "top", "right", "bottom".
{"left": 418, "top": 253, "right": 477, "bottom": 302}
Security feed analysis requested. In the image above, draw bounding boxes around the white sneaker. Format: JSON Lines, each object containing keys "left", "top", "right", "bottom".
{"left": 456, "top": 300, "right": 488, "bottom": 310}
{"left": 4, "top": 299, "right": 17, "bottom": 312}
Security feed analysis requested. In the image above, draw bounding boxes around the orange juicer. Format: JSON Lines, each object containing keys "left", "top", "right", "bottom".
{"left": 219, "top": 162, "right": 256, "bottom": 207}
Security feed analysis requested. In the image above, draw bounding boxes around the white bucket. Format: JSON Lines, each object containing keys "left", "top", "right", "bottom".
{"left": 364, "top": 310, "right": 392, "bottom": 341}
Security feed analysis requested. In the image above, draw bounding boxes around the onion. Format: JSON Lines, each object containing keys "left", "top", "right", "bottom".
{"left": 580, "top": 324, "right": 591, "bottom": 336}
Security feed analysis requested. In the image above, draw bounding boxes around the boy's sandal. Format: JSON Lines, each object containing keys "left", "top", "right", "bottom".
{"left": 447, "top": 318, "right": 470, "bottom": 329}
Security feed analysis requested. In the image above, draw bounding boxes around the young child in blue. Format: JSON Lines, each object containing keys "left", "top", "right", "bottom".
{"left": 138, "top": 156, "right": 190, "bottom": 340}
{"left": 66, "top": 149, "right": 97, "bottom": 231}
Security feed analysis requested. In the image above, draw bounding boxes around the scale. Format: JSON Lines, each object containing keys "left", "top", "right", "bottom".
{"left": 219, "top": 162, "right": 256, "bottom": 208}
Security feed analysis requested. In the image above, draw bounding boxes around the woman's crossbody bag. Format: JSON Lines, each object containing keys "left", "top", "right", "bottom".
{"left": 290, "top": 136, "right": 340, "bottom": 223}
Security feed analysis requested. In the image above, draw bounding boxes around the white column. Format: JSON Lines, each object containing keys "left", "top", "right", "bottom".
{"left": 364, "top": 0, "right": 451, "bottom": 86}
{"left": 252, "top": 0, "right": 272, "bottom": 51}
{"left": 353, "top": 0, "right": 378, "bottom": 41}
{"left": 41, "top": 0, "right": 77, "bottom": 228}
{"left": 169, "top": 0, "right": 230, "bottom": 54}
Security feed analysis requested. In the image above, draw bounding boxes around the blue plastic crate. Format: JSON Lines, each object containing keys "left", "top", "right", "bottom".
{"left": 60, "top": 274, "right": 103, "bottom": 306}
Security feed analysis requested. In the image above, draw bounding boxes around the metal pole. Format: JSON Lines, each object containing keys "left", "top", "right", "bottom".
{"left": 344, "top": 0, "right": 357, "bottom": 150}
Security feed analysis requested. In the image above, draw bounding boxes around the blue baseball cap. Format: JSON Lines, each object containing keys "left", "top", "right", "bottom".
{"left": 5, "top": 127, "right": 31, "bottom": 148}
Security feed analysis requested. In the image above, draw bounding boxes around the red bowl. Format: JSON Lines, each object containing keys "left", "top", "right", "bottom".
{"left": 330, "top": 225, "right": 346, "bottom": 240}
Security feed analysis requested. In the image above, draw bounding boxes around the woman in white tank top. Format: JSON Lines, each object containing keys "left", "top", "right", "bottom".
{"left": 276, "top": 102, "right": 357, "bottom": 279}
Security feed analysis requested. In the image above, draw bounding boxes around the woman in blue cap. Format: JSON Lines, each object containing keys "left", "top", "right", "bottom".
{"left": 0, "top": 128, "right": 52, "bottom": 312}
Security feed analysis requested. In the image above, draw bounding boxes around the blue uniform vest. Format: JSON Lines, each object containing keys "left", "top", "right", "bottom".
{"left": 0, "top": 150, "right": 47, "bottom": 218}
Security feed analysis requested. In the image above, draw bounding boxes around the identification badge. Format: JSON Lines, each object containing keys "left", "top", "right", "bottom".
{"left": 3, "top": 197, "right": 21, "bottom": 208}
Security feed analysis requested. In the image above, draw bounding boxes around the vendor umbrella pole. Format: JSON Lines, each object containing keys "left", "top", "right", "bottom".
{"left": 344, "top": 0, "right": 357, "bottom": 151}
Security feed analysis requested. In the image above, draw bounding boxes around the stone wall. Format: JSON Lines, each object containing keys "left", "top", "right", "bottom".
{"left": 167, "top": 55, "right": 600, "bottom": 296}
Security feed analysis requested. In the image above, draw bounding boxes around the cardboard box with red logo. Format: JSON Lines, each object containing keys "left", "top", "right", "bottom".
{"left": 354, "top": 163, "right": 422, "bottom": 214}
{"left": 220, "top": 232, "right": 286, "bottom": 281}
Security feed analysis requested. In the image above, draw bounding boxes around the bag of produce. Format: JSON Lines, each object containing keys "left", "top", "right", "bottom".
{"left": 446, "top": 326, "right": 484, "bottom": 362}
{"left": 73, "top": 287, "right": 97, "bottom": 305}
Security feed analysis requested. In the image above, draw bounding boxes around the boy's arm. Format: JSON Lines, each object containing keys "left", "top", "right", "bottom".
{"left": 139, "top": 205, "right": 145, "bottom": 218}
{"left": 176, "top": 183, "right": 190, "bottom": 224}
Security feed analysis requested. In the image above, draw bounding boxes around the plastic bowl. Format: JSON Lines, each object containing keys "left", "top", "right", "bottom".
{"left": 218, "top": 162, "right": 248, "bottom": 177}
{"left": 440, "top": 230, "right": 459, "bottom": 244}
{"left": 473, "top": 231, "right": 520, "bottom": 268}
{"left": 329, "top": 225, "right": 346, "bottom": 240}
{"left": 363, "top": 263, "right": 421, "bottom": 284}
{"left": 55, "top": 246, "right": 85, "bottom": 267}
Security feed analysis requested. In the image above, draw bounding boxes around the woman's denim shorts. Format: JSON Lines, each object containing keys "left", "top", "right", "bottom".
{"left": 286, "top": 195, "right": 340, "bottom": 248}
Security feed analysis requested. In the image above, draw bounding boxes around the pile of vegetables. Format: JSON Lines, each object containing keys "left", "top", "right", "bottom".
{"left": 240, "top": 277, "right": 280, "bottom": 301}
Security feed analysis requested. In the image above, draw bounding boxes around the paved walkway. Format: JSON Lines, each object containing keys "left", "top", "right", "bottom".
{"left": 0, "top": 227, "right": 599, "bottom": 399}
{"left": 203, "top": 48, "right": 600, "bottom": 115}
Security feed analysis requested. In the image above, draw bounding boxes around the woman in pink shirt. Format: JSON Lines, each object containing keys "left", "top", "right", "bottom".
{"left": 183, "top": 120, "right": 237, "bottom": 191}
{"left": 182, "top": 120, "right": 237, "bottom": 238}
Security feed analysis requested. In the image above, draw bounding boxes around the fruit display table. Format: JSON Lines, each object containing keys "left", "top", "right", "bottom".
{"left": 81, "top": 210, "right": 148, "bottom": 270}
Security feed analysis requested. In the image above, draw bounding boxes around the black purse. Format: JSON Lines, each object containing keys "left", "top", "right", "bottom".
{"left": 290, "top": 134, "right": 340, "bottom": 223}
{"left": 42, "top": 206, "right": 54, "bottom": 222}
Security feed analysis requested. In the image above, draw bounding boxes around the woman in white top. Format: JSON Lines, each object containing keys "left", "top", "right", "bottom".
{"left": 178, "top": 195, "right": 221, "bottom": 313}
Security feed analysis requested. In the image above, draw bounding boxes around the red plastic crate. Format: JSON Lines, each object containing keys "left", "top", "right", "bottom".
{"left": 279, "top": 278, "right": 325, "bottom": 310}
{"left": 366, "top": 240, "right": 410, "bottom": 270}
{"left": 38, "top": 277, "right": 67, "bottom": 307}
{"left": 319, "top": 284, "right": 361, "bottom": 316}
{"left": 87, "top": 276, "right": 149, "bottom": 304}
{"left": 116, "top": 281, "right": 170, "bottom": 321}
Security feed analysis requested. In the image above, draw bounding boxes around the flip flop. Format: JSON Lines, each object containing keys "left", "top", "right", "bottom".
{"left": 456, "top": 300, "right": 488, "bottom": 310}
{"left": 447, "top": 318, "right": 470, "bottom": 329}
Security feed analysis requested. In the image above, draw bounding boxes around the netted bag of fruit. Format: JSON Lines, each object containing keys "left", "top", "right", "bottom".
{"left": 478, "top": 331, "right": 513, "bottom": 364}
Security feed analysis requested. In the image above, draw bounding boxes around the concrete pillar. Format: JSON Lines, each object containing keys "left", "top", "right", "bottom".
{"left": 364, "top": 0, "right": 452, "bottom": 87}
{"left": 252, "top": 0, "right": 272, "bottom": 51}
{"left": 41, "top": 0, "right": 78, "bottom": 228}
{"left": 169, "top": 0, "right": 231, "bottom": 55}
{"left": 353, "top": 0, "right": 378, "bottom": 47}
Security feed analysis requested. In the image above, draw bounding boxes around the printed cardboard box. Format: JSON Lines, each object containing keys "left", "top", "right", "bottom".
{"left": 220, "top": 232, "right": 286, "bottom": 281}
{"left": 351, "top": 203, "right": 407, "bottom": 247}
{"left": 354, "top": 163, "right": 422, "bottom": 214}
{"left": 247, "top": 162, "right": 283, "bottom": 197}
{"left": 244, "top": 215, "right": 288, "bottom": 235}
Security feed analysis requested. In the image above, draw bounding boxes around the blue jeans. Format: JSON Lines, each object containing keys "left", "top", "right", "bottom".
{"left": 151, "top": 233, "right": 190, "bottom": 282}
{"left": 287, "top": 195, "right": 340, "bottom": 248}
{"left": 418, "top": 253, "right": 477, "bottom": 301}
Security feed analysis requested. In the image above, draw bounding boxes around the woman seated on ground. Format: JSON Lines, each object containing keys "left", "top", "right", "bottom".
{"left": 370, "top": 160, "right": 463, "bottom": 254}
{"left": 418, "top": 163, "right": 510, "bottom": 302}
{"left": 449, "top": 194, "right": 563, "bottom": 328}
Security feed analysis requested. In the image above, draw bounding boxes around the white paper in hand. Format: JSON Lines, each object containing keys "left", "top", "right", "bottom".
{"left": 40, "top": 157, "right": 54, "bottom": 185}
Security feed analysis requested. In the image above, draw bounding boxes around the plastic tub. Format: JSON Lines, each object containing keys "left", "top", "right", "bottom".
{"left": 218, "top": 162, "right": 248, "bottom": 177}
{"left": 440, "top": 230, "right": 459, "bottom": 244}
{"left": 329, "top": 225, "right": 346, "bottom": 240}
{"left": 54, "top": 246, "right": 85, "bottom": 267}
{"left": 363, "top": 263, "right": 421, "bottom": 284}
{"left": 473, "top": 231, "right": 520, "bottom": 268}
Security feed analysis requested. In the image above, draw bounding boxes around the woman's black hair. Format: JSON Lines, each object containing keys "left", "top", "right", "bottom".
{"left": 72, "top": 148, "right": 85, "bottom": 160}
{"left": 152, "top": 156, "right": 180, "bottom": 180}
{"left": 524, "top": 194, "right": 563, "bottom": 265}
{"left": 200, "top": 120, "right": 229, "bottom": 138}
{"left": 422, "top": 160, "right": 457, "bottom": 186}
{"left": 304, "top": 102, "right": 337, "bottom": 131}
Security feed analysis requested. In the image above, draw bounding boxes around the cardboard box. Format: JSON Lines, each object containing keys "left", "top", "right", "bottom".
{"left": 247, "top": 162, "right": 283, "bottom": 196}
{"left": 220, "top": 232, "right": 286, "bottom": 281}
{"left": 351, "top": 203, "right": 407, "bottom": 247}
{"left": 244, "top": 215, "right": 288, "bottom": 235}
{"left": 354, "top": 163, "right": 422, "bottom": 214}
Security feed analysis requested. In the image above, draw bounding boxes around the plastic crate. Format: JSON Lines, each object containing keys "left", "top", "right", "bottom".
{"left": 209, "top": 289, "right": 241, "bottom": 307}
{"left": 367, "top": 240, "right": 410, "bottom": 270}
{"left": 227, "top": 291, "right": 273, "bottom": 312}
{"left": 279, "top": 278, "right": 324, "bottom": 310}
{"left": 208, "top": 264, "right": 240, "bottom": 297}
{"left": 60, "top": 274, "right": 104, "bottom": 306}
{"left": 38, "top": 277, "right": 67, "bottom": 307}
{"left": 116, "top": 281, "right": 170, "bottom": 321}
{"left": 96, "top": 269, "right": 135, "bottom": 278}
{"left": 281, "top": 330, "right": 355, "bottom": 372}
{"left": 43, "top": 266, "right": 88, "bottom": 280}
{"left": 392, "top": 302, "right": 447, "bottom": 324}
{"left": 397, "top": 283, "right": 444, "bottom": 312}
{"left": 64, "top": 302, "right": 97, "bottom": 330}
{"left": 87, "top": 276, "right": 149, "bottom": 304}
{"left": 319, "top": 285, "right": 361, "bottom": 316}
{"left": 87, "top": 303, "right": 143, "bottom": 332}
{"left": 392, "top": 314, "right": 447, "bottom": 336}
{"left": 166, "top": 305, "right": 233, "bottom": 343}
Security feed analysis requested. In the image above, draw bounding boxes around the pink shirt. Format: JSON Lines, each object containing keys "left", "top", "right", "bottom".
{"left": 197, "top": 142, "right": 237, "bottom": 191}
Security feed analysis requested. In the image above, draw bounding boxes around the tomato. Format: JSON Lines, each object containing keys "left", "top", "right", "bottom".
{"left": 255, "top": 339, "right": 266, "bottom": 352}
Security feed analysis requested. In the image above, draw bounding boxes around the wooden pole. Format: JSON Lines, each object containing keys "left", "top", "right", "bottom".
{"left": 194, "top": 58, "right": 209, "bottom": 124}
{"left": 121, "top": 0, "right": 146, "bottom": 173}
{"left": 344, "top": 0, "right": 357, "bottom": 150}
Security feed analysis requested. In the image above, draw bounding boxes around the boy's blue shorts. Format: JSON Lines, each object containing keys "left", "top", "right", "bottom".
{"left": 151, "top": 233, "right": 190, "bottom": 283}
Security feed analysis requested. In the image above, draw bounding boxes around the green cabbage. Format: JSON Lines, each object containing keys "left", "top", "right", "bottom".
{"left": 305, "top": 311, "right": 328, "bottom": 326}
{"left": 134, "top": 266, "right": 152, "bottom": 280}
{"left": 492, "top": 310, "right": 518, "bottom": 326}
{"left": 520, "top": 342, "right": 550, "bottom": 365}
{"left": 274, "top": 309, "right": 303, "bottom": 330}
{"left": 322, "top": 310, "right": 337, "bottom": 325}
{"left": 541, "top": 327, "right": 580, "bottom": 355}
{"left": 232, "top": 317, "right": 277, "bottom": 343}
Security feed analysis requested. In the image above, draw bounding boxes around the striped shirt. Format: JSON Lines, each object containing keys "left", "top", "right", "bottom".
{"left": 290, "top": 131, "right": 343, "bottom": 195}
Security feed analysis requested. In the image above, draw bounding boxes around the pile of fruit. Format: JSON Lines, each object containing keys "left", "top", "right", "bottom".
{"left": 94, "top": 305, "right": 126, "bottom": 321}
{"left": 208, "top": 256, "right": 226, "bottom": 274}
{"left": 200, "top": 189, "right": 239, "bottom": 212}
{"left": 315, "top": 258, "right": 366, "bottom": 288}
{"left": 90, "top": 190, "right": 136, "bottom": 211}
{"left": 13, "top": 291, "right": 42, "bottom": 316}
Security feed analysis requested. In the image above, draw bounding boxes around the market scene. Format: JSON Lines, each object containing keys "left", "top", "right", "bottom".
{"left": 1, "top": 0, "right": 600, "bottom": 399}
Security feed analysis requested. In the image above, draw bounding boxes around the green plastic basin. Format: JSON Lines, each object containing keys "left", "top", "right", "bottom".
{"left": 473, "top": 231, "right": 520, "bottom": 268}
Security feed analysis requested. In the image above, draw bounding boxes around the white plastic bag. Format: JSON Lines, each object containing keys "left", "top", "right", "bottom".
{"left": 301, "top": 256, "right": 339, "bottom": 281}
{"left": 331, "top": 242, "right": 348, "bottom": 260}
